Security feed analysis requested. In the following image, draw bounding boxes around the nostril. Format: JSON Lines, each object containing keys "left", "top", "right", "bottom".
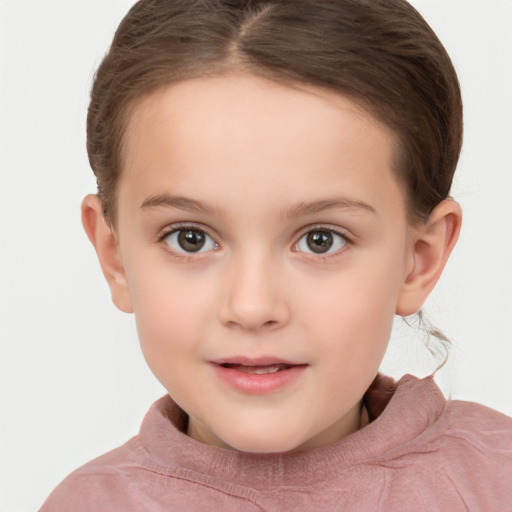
{"left": 225, "top": 318, "right": 279, "bottom": 331}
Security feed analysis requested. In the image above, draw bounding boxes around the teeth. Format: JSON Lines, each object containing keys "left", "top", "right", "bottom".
{"left": 252, "top": 366, "right": 281, "bottom": 374}
{"left": 224, "top": 364, "right": 290, "bottom": 374}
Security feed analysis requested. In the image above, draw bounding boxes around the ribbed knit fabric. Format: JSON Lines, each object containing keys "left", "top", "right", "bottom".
{"left": 40, "top": 375, "right": 512, "bottom": 511}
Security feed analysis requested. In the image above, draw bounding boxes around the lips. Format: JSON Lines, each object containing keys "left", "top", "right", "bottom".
{"left": 210, "top": 357, "right": 307, "bottom": 394}
{"left": 219, "top": 363, "right": 292, "bottom": 374}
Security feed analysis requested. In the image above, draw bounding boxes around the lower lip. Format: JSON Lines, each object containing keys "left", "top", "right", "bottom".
{"left": 210, "top": 363, "right": 307, "bottom": 394}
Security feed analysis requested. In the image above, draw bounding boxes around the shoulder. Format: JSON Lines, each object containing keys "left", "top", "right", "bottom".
{"left": 368, "top": 375, "right": 512, "bottom": 509}
{"left": 38, "top": 395, "right": 219, "bottom": 512}
{"left": 435, "top": 398, "right": 512, "bottom": 451}
{"left": 420, "top": 398, "right": 512, "bottom": 508}
{"left": 39, "top": 437, "right": 149, "bottom": 512}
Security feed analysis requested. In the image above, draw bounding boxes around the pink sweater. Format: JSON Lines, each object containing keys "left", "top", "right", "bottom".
{"left": 40, "top": 375, "right": 512, "bottom": 511}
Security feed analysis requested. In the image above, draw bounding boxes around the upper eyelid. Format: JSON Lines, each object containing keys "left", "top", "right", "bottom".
{"left": 157, "top": 222, "right": 218, "bottom": 242}
{"left": 294, "top": 224, "right": 353, "bottom": 242}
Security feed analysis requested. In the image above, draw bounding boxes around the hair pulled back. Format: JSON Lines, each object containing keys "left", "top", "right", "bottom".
{"left": 87, "top": 0, "right": 462, "bottom": 223}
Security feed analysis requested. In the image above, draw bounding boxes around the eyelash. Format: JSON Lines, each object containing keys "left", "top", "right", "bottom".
{"left": 157, "top": 223, "right": 352, "bottom": 260}
{"left": 158, "top": 223, "right": 219, "bottom": 261}
{"left": 293, "top": 225, "right": 352, "bottom": 259}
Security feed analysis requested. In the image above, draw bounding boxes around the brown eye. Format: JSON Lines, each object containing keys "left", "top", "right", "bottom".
{"left": 165, "top": 229, "right": 217, "bottom": 253}
{"left": 307, "top": 231, "right": 332, "bottom": 253}
{"left": 296, "top": 229, "right": 347, "bottom": 254}
{"left": 179, "top": 230, "right": 206, "bottom": 251}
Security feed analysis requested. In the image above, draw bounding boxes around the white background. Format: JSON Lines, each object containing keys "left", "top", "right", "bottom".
{"left": 1, "top": 1, "right": 511, "bottom": 510}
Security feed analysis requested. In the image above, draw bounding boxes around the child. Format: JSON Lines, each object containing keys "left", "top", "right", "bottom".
{"left": 40, "top": 0, "right": 512, "bottom": 510}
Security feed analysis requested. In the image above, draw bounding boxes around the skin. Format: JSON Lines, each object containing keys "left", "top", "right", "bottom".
{"left": 82, "top": 73, "right": 461, "bottom": 453}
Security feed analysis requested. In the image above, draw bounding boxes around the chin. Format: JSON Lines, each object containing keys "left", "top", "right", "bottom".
{"left": 224, "top": 431, "right": 306, "bottom": 454}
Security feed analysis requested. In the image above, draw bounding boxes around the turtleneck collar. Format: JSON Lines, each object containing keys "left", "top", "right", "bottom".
{"left": 136, "top": 374, "right": 445, "bottom": 490}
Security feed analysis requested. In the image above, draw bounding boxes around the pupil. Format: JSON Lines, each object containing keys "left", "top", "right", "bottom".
{"left": 178, "top": 230, "right": 205, "bottom": 252}
{"left": 307, "top": 231, "right": 333, "bottom": 253}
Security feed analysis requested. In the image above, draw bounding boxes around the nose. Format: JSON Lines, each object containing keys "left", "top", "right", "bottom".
{"left": 219, "top": 252, "right": 290, "bottom": 331}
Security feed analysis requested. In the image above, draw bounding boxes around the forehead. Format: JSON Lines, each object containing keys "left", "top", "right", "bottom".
{"left": 119, "top": 73, "right": 406, "bottom": 220}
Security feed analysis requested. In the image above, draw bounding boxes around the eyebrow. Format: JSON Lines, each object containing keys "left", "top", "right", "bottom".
{"left": 140, "top": 193, "right": 376, "bottom": 218}
{"left": 140, "top": 194, "right": 223, "bottom": 216}
{"left": 281, "top": 198, "right": 376, "bottom": 219}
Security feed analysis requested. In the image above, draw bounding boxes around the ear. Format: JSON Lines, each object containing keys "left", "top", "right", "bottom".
{"left": 396, "top": 199, "right": 462, "bottom": 316}
{"left": 81, "top": 195, "right": 133, "bottom": 313}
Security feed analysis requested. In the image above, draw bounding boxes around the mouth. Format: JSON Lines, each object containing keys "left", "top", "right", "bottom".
{"left": 219, "top": 363, "right": 293, "bottom": 374}
{"left": 210, "top": 357, "right": 308, "bottom": 394}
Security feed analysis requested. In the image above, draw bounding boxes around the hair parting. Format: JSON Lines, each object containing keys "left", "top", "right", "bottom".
{"left": 87, "top": 0, "right": 462, "bottom": 226}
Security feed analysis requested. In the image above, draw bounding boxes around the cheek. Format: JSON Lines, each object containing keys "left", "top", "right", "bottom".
{"left": 127, "top": 264, "right": 217, "bottom": 359}
{"left": 130, "top": 277, "right": 213, "bottom": 393}
{"left": 302, "top": 249, "right": 406, "bottom": 357}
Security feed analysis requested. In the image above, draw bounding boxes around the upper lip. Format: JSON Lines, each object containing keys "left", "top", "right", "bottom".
{"left": 210, "top": 356, "right": 306, "bottom": 367}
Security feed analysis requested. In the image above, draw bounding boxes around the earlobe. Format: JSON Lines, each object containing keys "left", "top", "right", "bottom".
{"left": 81, "top": 195, "right": 133, "bottom": 313}
{"left": 396, "top": 199, "right": 462, "bottom": 316}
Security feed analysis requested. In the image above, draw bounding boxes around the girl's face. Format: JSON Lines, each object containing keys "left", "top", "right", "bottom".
{"left": 114, "top": 73, "right": 415, "bottom": 452}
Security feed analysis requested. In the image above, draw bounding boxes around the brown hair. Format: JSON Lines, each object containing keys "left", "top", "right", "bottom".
{"left": 87, "top": 0, "right": 462, "bottom": 224}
